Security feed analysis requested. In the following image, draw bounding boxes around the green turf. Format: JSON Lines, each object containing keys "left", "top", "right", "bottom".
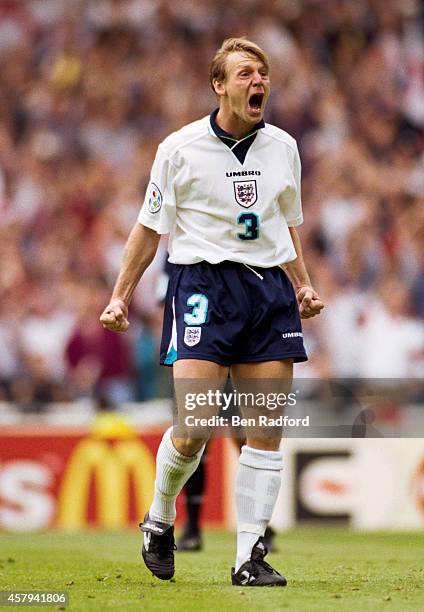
{"left": 1, "top": 529, "right": 423, "bottom": 611}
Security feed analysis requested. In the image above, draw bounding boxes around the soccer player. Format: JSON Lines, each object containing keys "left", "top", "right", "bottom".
{"left": 100, "top": 37, "right": 324, "bottom": 587}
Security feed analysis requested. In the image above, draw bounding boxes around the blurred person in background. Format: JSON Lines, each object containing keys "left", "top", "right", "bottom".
{"left": 16, "top": 284, "right": 75, "bottom": 409}
{"left": 356, "top": 274, "right": 424, "bottom": 379}
{"left": 65, "top": 280, "right": 135, "bottom": 407}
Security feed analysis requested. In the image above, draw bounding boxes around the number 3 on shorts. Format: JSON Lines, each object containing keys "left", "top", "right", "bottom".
{"left": 184, "top": 294, "right": 209, "bottom": 325}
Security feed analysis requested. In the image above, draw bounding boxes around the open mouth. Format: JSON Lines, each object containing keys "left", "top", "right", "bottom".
{"left": 248, "top": 93, "right": 264, "bottom": 112}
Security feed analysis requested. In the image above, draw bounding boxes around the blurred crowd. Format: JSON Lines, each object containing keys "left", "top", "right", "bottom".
{"left": 0, "top": 0, "right": 423, "bottom": 409}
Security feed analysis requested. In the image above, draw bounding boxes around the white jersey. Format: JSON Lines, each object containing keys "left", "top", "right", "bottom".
{"left": 138, "top": 114, "right": 303, "bottom": 267}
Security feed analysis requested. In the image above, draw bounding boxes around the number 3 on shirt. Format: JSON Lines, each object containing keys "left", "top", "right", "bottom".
{"left": 184, "top": 294, "right": 209, "bottom": 325}
{"left": 237, "top": 212, "right": 260, "bottom": 240}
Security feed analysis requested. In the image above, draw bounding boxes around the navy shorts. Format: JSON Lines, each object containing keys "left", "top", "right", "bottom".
{"left": 160, "top": 261, "right": 307, "bottom": 366}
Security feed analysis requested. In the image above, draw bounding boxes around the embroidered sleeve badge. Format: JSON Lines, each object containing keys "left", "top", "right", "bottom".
{"left": 148, "top": 183, "right": 162, "bottom": 213}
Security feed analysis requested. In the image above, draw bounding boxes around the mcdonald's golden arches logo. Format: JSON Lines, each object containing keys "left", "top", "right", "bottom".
{"left": 57, "top": 437, "right": 155, "bottom": 529}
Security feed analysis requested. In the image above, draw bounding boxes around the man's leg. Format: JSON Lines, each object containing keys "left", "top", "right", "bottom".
{"left": 140, "top": 359, "right": 228, "bottom": 579}
{"left": 147, "top": 426, "right": 206, "bottom": 525}
{"left": 230, "top": 360, "right": 292, "bottom": 586}
{"left": 178, "top": 447, "right": 208, "bottom": 550}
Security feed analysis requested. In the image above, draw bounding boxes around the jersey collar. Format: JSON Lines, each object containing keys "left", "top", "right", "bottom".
{"left": 208, "top": 108, "right": 265, "bottom": 141}
{"left": 208, "top": 108, "right": 265, "bottom": 164}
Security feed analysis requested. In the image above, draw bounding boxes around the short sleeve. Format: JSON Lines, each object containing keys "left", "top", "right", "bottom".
{"left": 281, "top": 143, "right": 303, "bottom": 227}
{"left": 138, "top": 145, "right": 177, "bottom": 234}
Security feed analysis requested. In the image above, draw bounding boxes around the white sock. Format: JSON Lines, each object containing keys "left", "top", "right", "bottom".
{"left": 235, "top": 445, "right": 283, "bottom": 572}
{"left": 149, "top": 427, "right": 205, "bottom": 524}
{"left": 236, "top": 532, "right": 259, "bottom": 572}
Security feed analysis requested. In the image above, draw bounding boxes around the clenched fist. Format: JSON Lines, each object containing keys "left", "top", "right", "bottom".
{"left": 99, "top": 298, "right": 129, "bottom": 332}
{"left": 296, "top": 286, "right": 324, "bottom": 319}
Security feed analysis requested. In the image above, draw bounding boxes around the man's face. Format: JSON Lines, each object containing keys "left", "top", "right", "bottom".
{"left": 215, "top": 51, "right": 270, "bottom": 126}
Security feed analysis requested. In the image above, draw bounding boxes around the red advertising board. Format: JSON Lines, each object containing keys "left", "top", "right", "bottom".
{"left": 0, "top": 426, "right": 226, "bottom": 531}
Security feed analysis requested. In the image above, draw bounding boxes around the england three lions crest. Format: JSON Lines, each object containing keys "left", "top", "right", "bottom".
{"left": 184, "top": 326, "right": 201, "bottom": 347}
{"left": 233, "top": 180, "right": 257, "bottom": 208}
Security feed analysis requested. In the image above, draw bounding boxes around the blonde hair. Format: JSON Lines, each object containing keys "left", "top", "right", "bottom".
{"left": 209, "top": 37, "right": 269, "bottom": 92}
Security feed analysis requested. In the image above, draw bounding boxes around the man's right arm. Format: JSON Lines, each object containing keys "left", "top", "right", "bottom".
{"left": 100, "top": 223, "right": 161, "bottom": 332}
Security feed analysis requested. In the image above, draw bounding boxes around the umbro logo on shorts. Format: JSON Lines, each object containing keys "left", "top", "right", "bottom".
{"left": 144, "top": 532, "right": 151, "bottom": 551}
{"left": 282, "top": 332, "right": 303, "bottom": 339}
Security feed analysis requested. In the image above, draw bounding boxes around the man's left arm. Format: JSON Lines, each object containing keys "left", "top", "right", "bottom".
{"left": 281, "top": 227, "right": 324, "bottom": 319}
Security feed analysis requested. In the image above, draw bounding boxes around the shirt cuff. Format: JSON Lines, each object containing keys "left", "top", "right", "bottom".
{"left": 287, "top": 214, "right": 303, "bottom": 227}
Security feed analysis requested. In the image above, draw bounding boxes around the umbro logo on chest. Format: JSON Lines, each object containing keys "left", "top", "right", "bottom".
{"left": 226, "top": 171, "right": 261, "bottom": 177}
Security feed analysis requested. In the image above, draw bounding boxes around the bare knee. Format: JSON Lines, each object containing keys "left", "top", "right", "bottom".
{"left": 172, "top": 434, "right": 208, "bottom": 457}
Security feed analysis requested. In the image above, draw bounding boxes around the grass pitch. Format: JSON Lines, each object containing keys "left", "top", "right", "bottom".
{"left": 1, "top": 529, "right": 423, "bottom": 611}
